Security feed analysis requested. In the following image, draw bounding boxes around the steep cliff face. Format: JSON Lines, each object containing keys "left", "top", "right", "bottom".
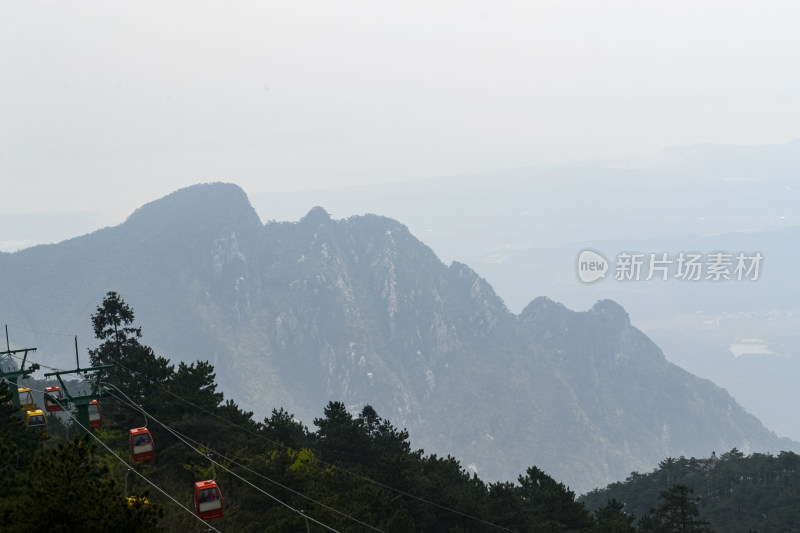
{"left": 516, "top": 298, "right": 791, "bottom": 488}
{"left": 2, "top": 183, "right": 794, "bottom": 493}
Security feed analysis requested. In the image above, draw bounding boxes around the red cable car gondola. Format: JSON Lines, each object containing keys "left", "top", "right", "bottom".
{"left": 88, "top": 400, "right": 102, "bottom": 428}
{"left": 44, "top": 387, "right": 63, "bottom": 412}
{"left": 194, "top": 480, "right": 224, "bottom": 520}
{"left": 129, "top": 427, "right": 155, "bottom": 462}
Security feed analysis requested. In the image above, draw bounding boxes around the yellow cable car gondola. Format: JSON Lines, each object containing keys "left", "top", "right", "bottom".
{"left": 26, "top": 409, "right": 47, "bottom": 431}
{"left": 18, "top": 387, "right": 34, "bottom": 411}
{"left": 126, "top": 495, "right": 150, "bottom": 507}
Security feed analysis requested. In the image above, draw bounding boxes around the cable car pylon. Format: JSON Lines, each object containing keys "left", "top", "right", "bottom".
{"left": 43, "top": 336, "right": 112, "bottom": 436}
{"left": 0, "top": 325, "right": 40, "bottom": 412}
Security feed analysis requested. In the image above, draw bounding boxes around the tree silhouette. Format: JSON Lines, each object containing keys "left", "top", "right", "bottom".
{"left": 88, "top": 292, "right": 173, "bottom": 429}
{"left": 641, "top": 484, "right": 714, "bottom": 532}
{"left": 5, "top": 438, "right": 162, "bottom": 533}
{"left": 594, "top": 498, "right": 636, "bottom": 532}
{"left": 517, "top": 465, "right": 594, "bottom": 530}
{"left": 90, "top": 291, "right": 142, "bottom": 346}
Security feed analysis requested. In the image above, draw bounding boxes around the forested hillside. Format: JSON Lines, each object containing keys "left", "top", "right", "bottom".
{"left": 0, "top": 293, "right": 606, "bottom": 532}
{"left": 8, "top": 292, "right": 800, "bottom": 531}
{"left": 582, "top": 449, "right": 800, "bottom": 532}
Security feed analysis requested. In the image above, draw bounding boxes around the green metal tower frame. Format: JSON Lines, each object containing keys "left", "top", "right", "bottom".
{"left": 0, "top": 348, "right": 40, "bottom": 410}
{"left": 44, "top": 336, "right": 112, "bottom": 436}
{"left": 0, "top": 326, "right": 39, "bottom": 412}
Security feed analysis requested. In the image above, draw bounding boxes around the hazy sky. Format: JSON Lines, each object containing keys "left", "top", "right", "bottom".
{"left": 3, "top": 1, "right": 800, "bottom": 249}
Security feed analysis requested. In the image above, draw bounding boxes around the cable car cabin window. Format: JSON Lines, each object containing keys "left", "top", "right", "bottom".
{"left": 27, "top": 415, "right": 46, "bottom": 427}
{"left": 88, "top": 401, "right": 102, "bottom": 428}
{"left": 195, "top": 481, "right": 224, "bottom": 520}
{"left": 18, "top": 388, "right": 34, "bottom": 411}
{"left": 129, "top": 428, "right": 155, "bottom": 462}
{"left": 44, "top": 387, "right": 63, "bottom": 412}
{"left": 198, "top": 488, "right": 222, "bottom": 511}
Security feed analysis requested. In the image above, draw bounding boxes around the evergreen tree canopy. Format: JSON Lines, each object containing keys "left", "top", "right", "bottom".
{"left": 90, "top": 291, "right": 142, "bottom": 346}
{"left": 4, "top": 438, "right": 162, "bottom": 533}
{"left": 640, "top": 484, "right": 713, "bottom": 533}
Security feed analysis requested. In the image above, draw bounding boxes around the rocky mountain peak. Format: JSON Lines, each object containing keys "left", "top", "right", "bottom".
{"left": 519, "top": 295, "right": 571, "bottom": 322}
{"left": 301, "top": 206, "right": 333, "bottom": 225}
{"left": 125, "top": 182, "right": 262, "bottom": 235}
{"left": 588, "top": 299, "right": 631, "bottom": 328}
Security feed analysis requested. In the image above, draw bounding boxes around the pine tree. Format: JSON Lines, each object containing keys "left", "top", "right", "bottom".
{"left": 593, "top": 498, "right": 636, "bottom": 532}
{"left": 517, "top": 465, "right": 594, "bottom": 530}
{"left": 6, "top": 438, "right": 162, "bottom": 533}
{"left": 640, "top": 484, "right": 714, "bottom": 532}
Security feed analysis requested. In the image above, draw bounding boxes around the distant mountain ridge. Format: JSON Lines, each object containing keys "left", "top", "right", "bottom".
{"left": 1, "top": 182, "right": 795, "bottom": 493}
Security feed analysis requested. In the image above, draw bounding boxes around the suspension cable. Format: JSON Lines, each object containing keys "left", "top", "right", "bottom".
{"left": 103, "top": 383, "right": 353, "bottom": 533}
{"left": 48, "top": 395, "right": 223, "bottom": 533}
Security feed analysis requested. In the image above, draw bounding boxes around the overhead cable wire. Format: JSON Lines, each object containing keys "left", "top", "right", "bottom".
{"left": 123, "top": 362, "right": 515, "bottom": 532}
{"left": 105, "top": 385, "right": 379, "bottom": 532}
{"left": 3, "top": 323, "right": 77, "bottom": 338}
{"left": 5, "top": 352, "right": 69, "bottom": 374}
{"left": 23, "top": 350, "right": 515, "bottom": 532}
{"left": 107, "top": 359, "right": 516, "bottom": 532}
{"left": 48, "top": 396, "right": 223, "bottom": 533}
{"left": 103, "top": 383, "right": 352, "bottom": 533}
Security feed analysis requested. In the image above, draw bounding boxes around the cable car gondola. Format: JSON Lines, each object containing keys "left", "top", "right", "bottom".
{"left": 194, "top": 480, "right": 224, "bottom": 520}
{"left": 129, "top": 427, "right": 155, "bottom": 462}
{"left": 127, "top": 495, "right": 150, "bottom": 507}
{"left": 18, "top": 388, "right": 34, "bottom": 411}
{"left": 88, "top": 399, "right": 102, "bottom": 428}
{"left": 26, "top": 409, "right": 47, "bottom": 431}
{"left": 44, "top": 386, "right": 63, "bottom": 412}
